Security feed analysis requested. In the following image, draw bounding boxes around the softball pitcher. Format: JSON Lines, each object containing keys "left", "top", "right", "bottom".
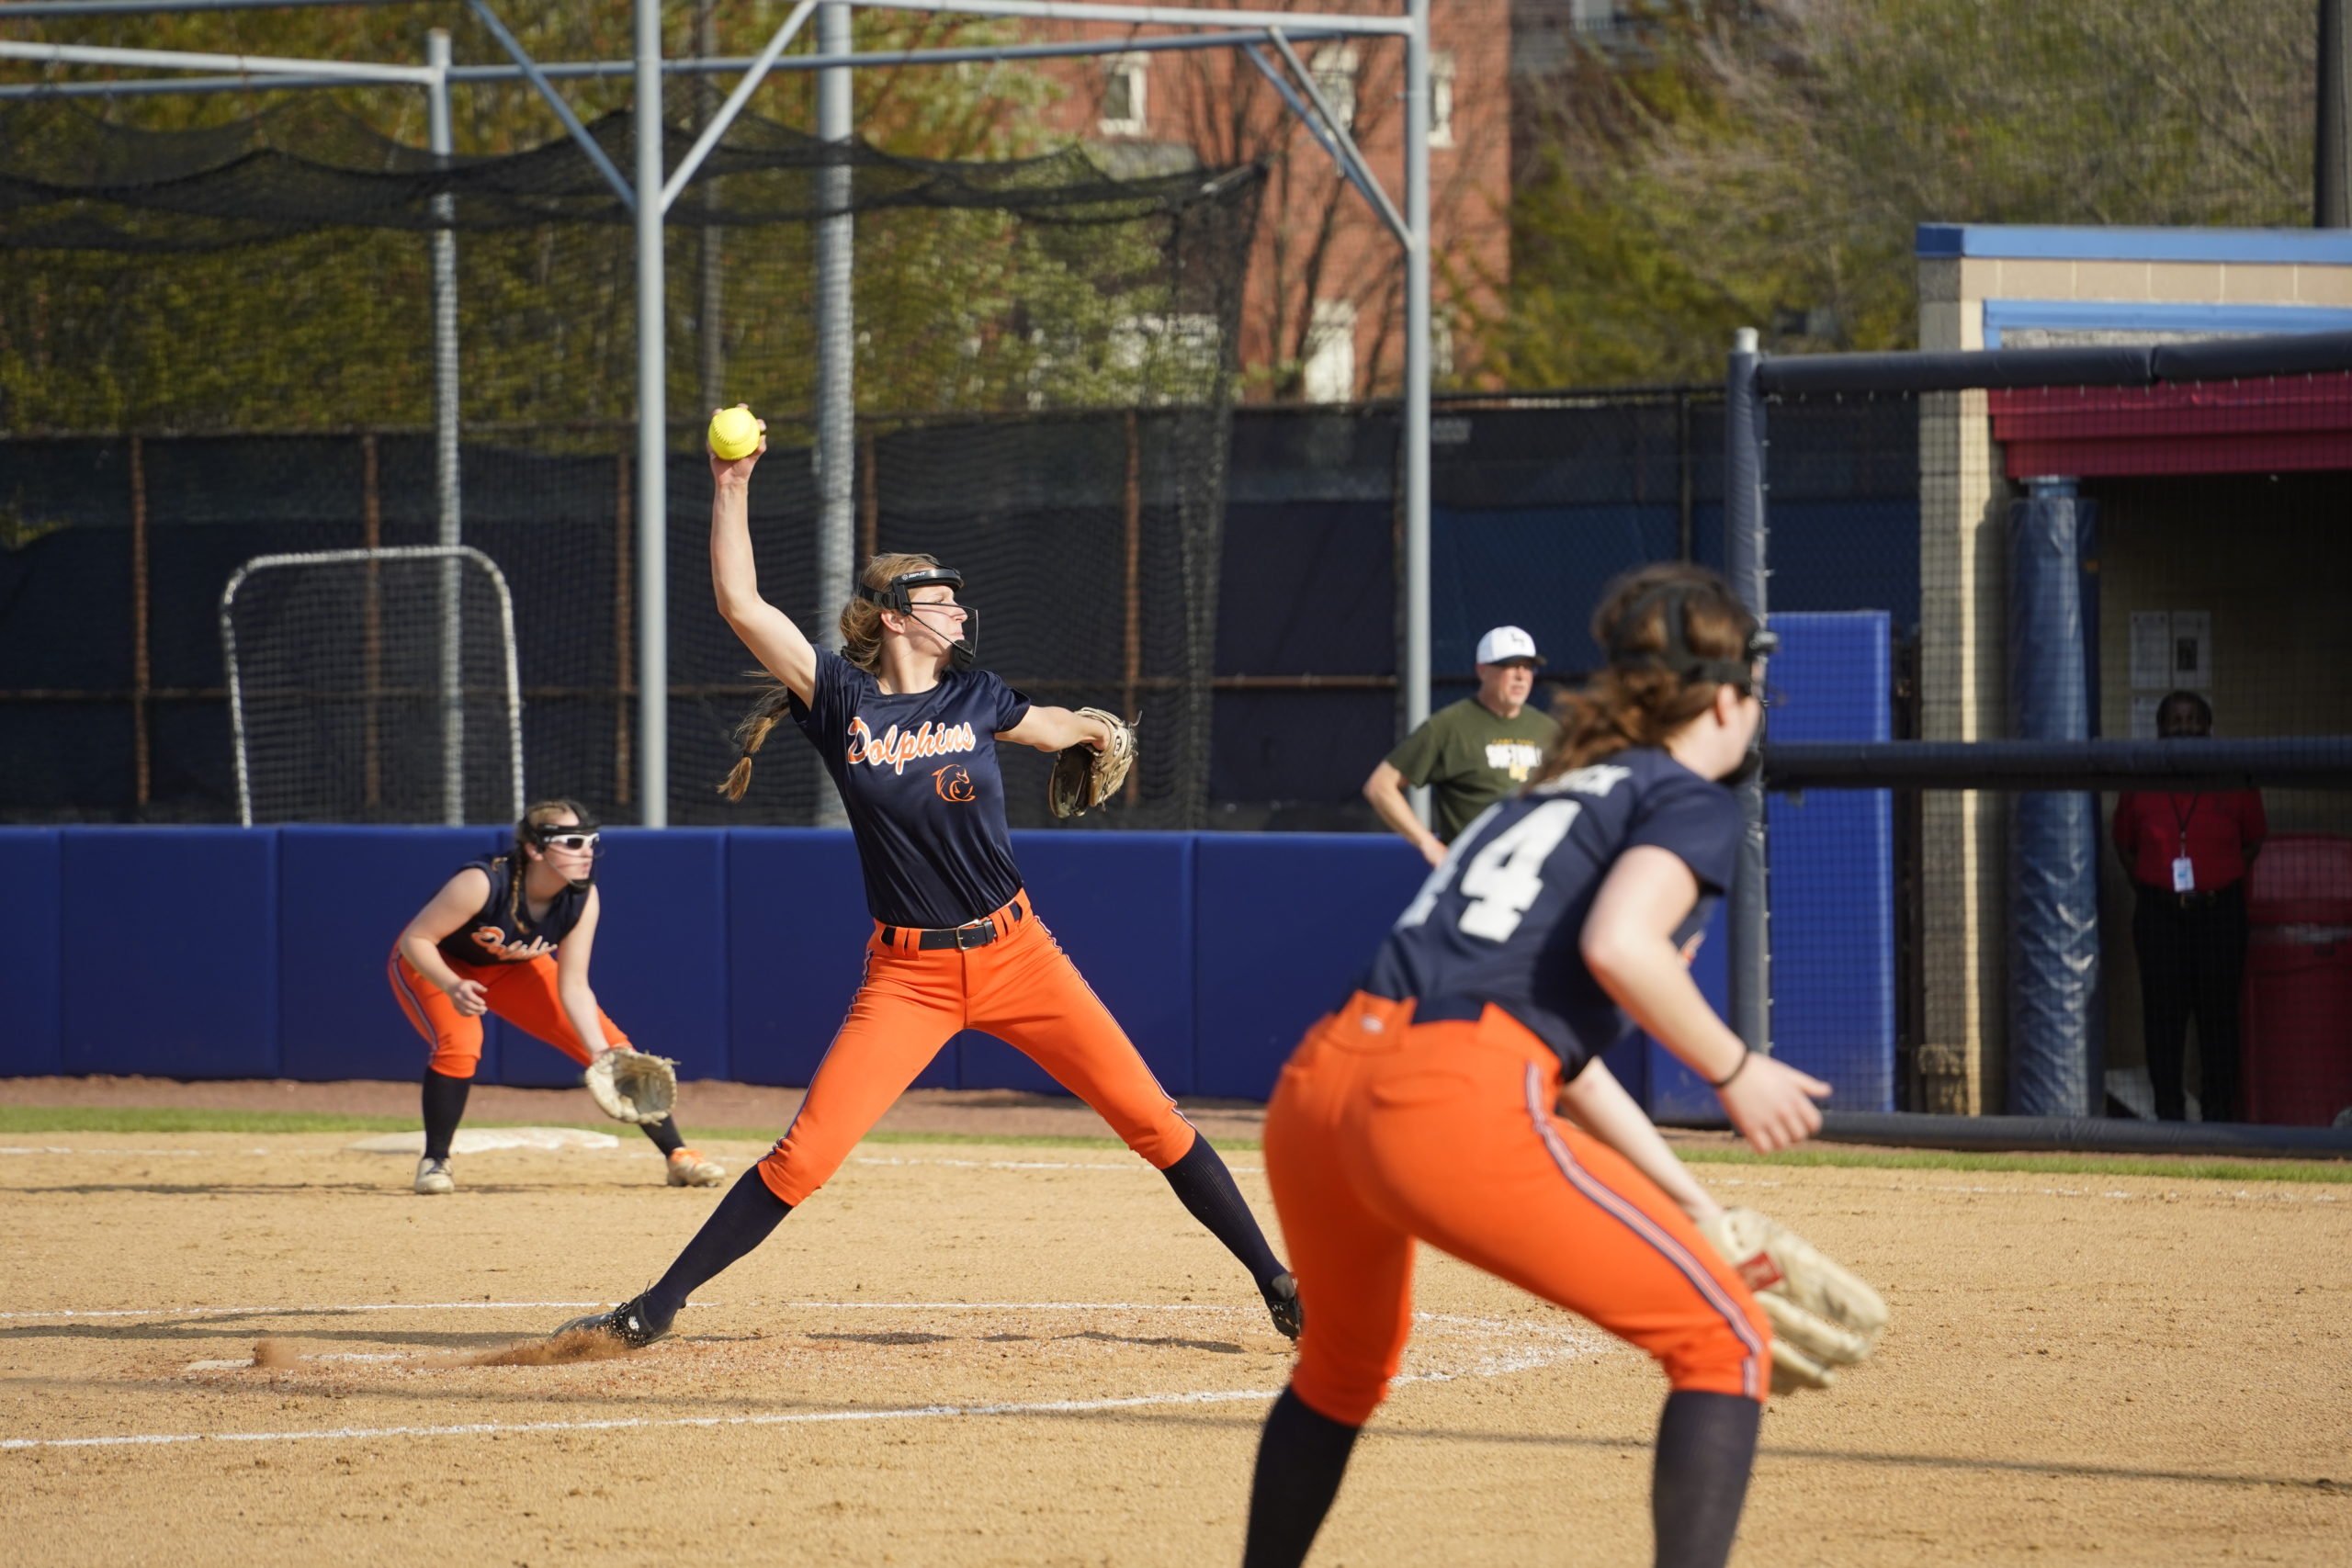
{"left": 390, "top": 800, "right": 726, "bottom": 1194}
{"left": 558, "top": 411, "right": 1296, "bottom": 1349}
{"left": 1240, "top": 565, "right": 1830, "bottom": 1568}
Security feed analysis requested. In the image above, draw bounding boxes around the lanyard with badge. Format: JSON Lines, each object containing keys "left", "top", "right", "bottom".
{"left": 2168, "top": 793, "right": 2199, "bottom": 894}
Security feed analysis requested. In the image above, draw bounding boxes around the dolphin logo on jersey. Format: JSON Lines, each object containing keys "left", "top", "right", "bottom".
{"left": 845, "top": 716, "right": 979, "bottom": 775}
{"left": 469, "top": 926, "right": 558, "bottom": 962}
{"left": 933, "top": 763, "right": 978, "bottom": 802}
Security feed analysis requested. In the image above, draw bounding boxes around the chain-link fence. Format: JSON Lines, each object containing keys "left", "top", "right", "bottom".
{"left": 1744, "top": 335, "right": 2352, "bottom": 1130}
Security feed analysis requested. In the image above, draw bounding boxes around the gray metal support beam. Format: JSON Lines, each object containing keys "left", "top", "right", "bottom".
{"left": 659, "top": 0, "right": 817, "bottom": 212}
{"left": 812, "top": 2, "right": 855, "bottom": 829}
{"left": 0, "top": 37, "right": 433, "bottom": 84}
{"left": 1402, "top": 0, "right": 1431, "bottom": 756}
{"left": 634, "top": 0, "right": 668, "bottom": 824}
{"left": 0, "top": 27, "right": 1373, "bottom": 101}
{"left": 1261, "top": 31, "right": 1407, "bottom": 245}
{"left": 467, "top": 0, "right": 638, "bottom": 210}
{"left": 429, "top": 28, "right": 465, "bottom": 824}
{"left": 1724, "top": 326, "right": 1770, "bottom": 1055}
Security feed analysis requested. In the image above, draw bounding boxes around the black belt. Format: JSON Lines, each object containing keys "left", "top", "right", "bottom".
{"left": 884, "top": 900, "right": 1024, "bottom": 951}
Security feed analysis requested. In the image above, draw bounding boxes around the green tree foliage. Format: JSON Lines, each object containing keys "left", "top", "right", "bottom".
{"left": 0, "top": 4, "right": 1236, "bottom": 434}
{"left": 1489, "top": 0, "right": 2320, "bottom": 388}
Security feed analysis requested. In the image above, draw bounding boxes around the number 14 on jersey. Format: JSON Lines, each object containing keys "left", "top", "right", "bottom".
{"left": 1396, "top": 799, "right": 1583, "bottom": 942}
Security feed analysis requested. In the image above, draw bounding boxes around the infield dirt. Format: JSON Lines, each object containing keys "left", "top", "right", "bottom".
{"left": 3, "top": 1089, "right": 2346, "bottom": 1566}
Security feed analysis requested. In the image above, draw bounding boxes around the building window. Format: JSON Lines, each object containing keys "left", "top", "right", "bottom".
{"left": 1311, "top": 46, "right": 1359, "bottom": 134}
{"left": 1101, "top": 54, "right": 1148, "bottom": 137}
{"left": 1430, "top": 51, "right": 1455, "bottom": 148}
{"left": 1431, "top": 307, "right": 1457, "bottom": 381}
{"left": 1304, "top": 299, "right": 1357, "bottom": 403}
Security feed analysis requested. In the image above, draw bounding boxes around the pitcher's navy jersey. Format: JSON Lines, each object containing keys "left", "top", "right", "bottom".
{"left": 791, "top": 646, "right": 1033, "bottom": 928}
{"left": 435, "top": 855, "right": 590, "bottom": 968}
{"left": 1359, "top": 748, "right": 1740, "bottom": 1076}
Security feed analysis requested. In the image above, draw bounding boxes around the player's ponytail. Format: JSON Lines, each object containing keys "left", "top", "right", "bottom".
{"left": 718, "top": 685, "right": 795, "bottom": 801}
{"left": 1535, "top": 564, "right": 1760, "bottom": 784}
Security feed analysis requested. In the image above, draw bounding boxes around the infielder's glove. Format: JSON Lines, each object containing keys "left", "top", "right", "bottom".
{"left": 1048, "top": 707, "right": 1138, "bottom": 818}
{"left": 582, "top": 1049, "right": 678, "bottom": 1125}
{"left": 1699, "top": 1208, "right": 1888, "bottom": 1393}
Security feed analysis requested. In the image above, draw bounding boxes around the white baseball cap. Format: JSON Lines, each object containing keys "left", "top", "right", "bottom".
{"left": 1476, "top": 625, "right": 1541, "bottom": 666}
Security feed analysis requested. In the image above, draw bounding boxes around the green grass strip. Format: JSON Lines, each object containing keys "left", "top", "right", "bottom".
{"left": 1676, "top": 1143, "right": 2352, "bottom": 1185}
{"left": 2, "top": 1104, "right": 2343, "bottom": 1183}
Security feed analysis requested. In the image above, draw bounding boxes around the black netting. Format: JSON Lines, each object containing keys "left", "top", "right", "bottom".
{"left": 1750, "top": 358, "right": 2352, "bottom": 1128}
{"left": 0, "top": 94, "right": 1260, "bottom": 828}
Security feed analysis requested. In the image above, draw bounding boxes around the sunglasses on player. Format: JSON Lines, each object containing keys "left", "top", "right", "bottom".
{"left": 536, "top": 829, "right": 603, "bottom": 855}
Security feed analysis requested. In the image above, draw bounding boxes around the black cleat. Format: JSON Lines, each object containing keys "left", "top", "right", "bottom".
{"left": 553, "top": 1292, "right": 672, "bottom": 1349}
{"left": 1262, "top": 1271, "right": 1304, "bottom": 1341}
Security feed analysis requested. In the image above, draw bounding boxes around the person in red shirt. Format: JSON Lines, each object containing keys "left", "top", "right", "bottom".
{"left": 2112, "top": 692, "right": 2267, "bottom": 1122}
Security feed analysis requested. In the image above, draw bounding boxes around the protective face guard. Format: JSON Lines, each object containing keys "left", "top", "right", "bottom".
{"left": 857, "top": 566, "right": 979, "bottom": 671}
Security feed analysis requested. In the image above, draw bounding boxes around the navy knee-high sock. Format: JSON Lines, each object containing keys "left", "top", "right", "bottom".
{"left": 639, "top": 1174, "right": 792, "bottom": 1330}
{"left": 1652, "top": 1391, "right": 1761, "bottom": 1568}
{"left": 421, "top": 1069, "right": 469, "bottom": 1162}
{"left": 1242, "top": 1387, "right": 1362, "bottom": 1568}
{"left": 638, "top": 1118, "right": 685, "bottom": 1157}
{"left": 1160, "top": 1135, "right": 1285, "bottom": 1287}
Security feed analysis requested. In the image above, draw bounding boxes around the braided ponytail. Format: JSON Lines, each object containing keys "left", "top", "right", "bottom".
{"left": 718, "top": 684, "right": 797, "bottom": 801}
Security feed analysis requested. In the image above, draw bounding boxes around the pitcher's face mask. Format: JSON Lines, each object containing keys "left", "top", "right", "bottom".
{"left": 858, "top": 567, "right": 978, "bottom": 671}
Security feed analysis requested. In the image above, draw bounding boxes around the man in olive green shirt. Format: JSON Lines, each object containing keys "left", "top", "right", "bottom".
{"left": 1363, "top": 626, "right": 1561, "bottom": 865}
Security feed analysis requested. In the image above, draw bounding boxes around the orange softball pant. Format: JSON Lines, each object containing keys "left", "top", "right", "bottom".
{"left": 755, "top": 890, "right": 1195, "bottom": 1206}
{"left": 388, "top": 948, "right": 630, "bottom": 1079}
{"left": 1265, "top": 991, "right": 1770, "bottom": 1427}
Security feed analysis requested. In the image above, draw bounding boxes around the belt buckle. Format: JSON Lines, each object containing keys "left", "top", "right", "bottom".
{"left": 955, "top": 919, "right": 989, "bottom": 950}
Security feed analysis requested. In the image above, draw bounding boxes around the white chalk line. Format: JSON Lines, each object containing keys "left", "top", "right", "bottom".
{"left": 184, "top": 1352, "right": 417, "bottom": 1371}
{"left": 0, "top": 1147, "right": 271, "bottom": 1157}
{"left": 14, "top": 1308, "right": 1603, "bottom": 1453}
{"left": 1, "top": 1296, "right": 1325, "bottom": 1324}
{"left": 0, "top": 1300, "right": 617, "bottom": 1323}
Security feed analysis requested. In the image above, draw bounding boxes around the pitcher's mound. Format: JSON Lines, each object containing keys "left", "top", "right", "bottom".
{"left": 346, "top": 1127, "right": 620, "bottom": 1154}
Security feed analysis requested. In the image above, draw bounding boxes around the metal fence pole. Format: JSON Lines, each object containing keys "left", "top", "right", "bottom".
{"left": 635, "top": 0, "right": 670, "bottom": 825}
{"left": 428, "top": 28, "right": 465, "bottom": 825}
{"left": 1401, "top": 0, "right": 1432, "bottom": 824}
{"left": 1724, "top": 326, "right": 1770, "bottom": 1055}
{"left": 813, "top": 1, "right": 855, "bottom": 829}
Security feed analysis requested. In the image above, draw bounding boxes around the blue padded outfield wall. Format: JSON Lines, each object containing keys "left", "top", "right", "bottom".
{"left": 1, "top": 616, "right": 1895, "bottom": 1111}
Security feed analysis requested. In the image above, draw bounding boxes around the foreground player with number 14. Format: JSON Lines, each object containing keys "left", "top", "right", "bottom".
{"left": 1242, "top": 565, "right": 1831, "bottom": 1568}
{"left": 559, "top": 407, "right": 1297, "bottom": 1349}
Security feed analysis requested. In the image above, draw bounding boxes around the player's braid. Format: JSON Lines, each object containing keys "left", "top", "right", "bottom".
{"left": 718, "top": 684, "right": 796, "bottom": 802}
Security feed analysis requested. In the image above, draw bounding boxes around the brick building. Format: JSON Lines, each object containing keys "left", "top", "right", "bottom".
{"left": 1023, "top": 2, "right": 1512, "bottom": 400}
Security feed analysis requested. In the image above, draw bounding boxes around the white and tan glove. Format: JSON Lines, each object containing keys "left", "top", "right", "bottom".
{"left": 1047, "top": 708, "right": 1138, "bottom": 818}
{"left": 1700, "top": 1208, "right": 1888, "bottom": 1392}
{"left": 582, "top": 1048, "right": 678, "bottom": 1125}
